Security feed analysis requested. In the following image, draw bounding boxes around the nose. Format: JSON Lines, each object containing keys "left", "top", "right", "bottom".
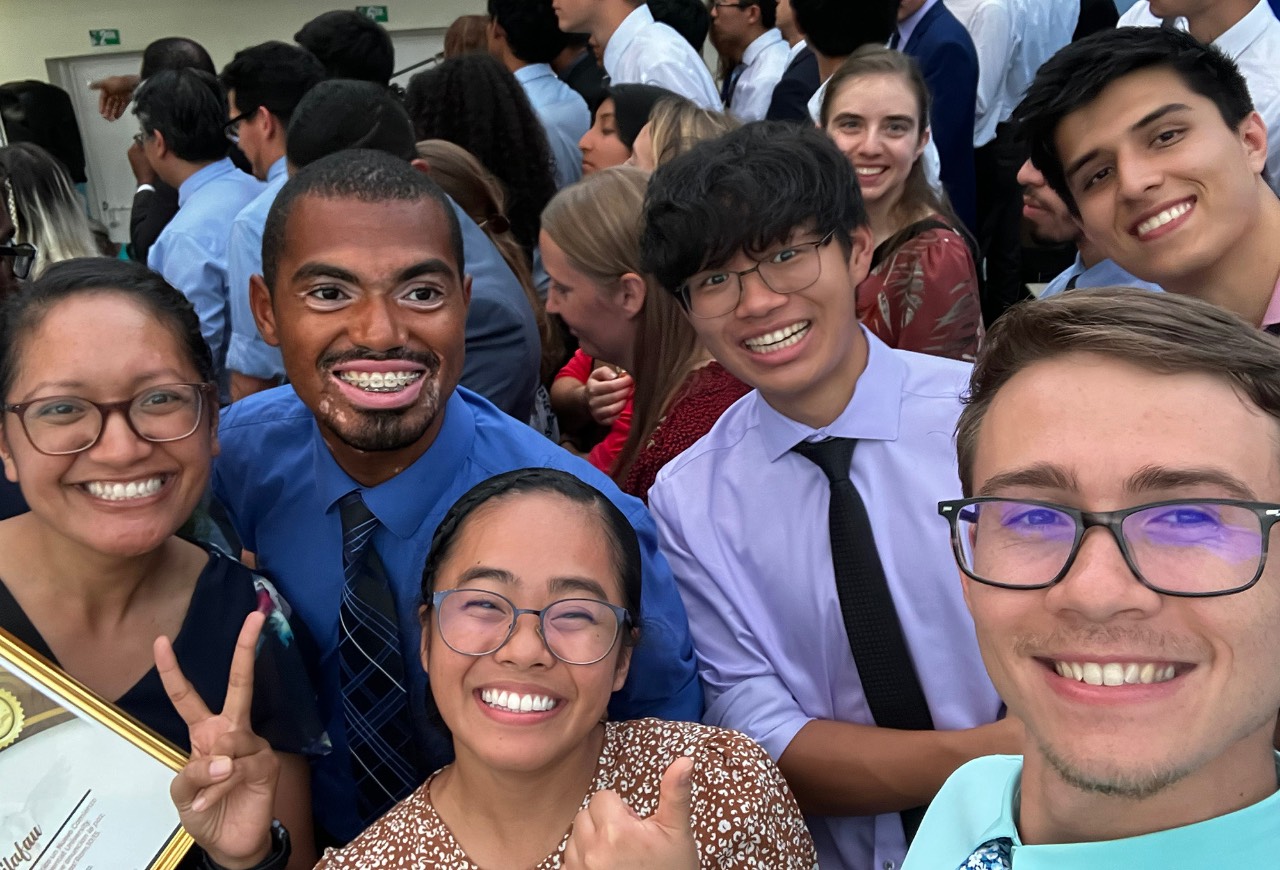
{"left": 1045, "top": 526, "right": 1162, "bottom": 622}
{"left": 348, "top": 294, "right": 405, "bottom": 350}
{"left": 734, "top": 267, "right": 787, "bottom": 320}
{"left": 1016, "top": 159, "right": 1043, "bottom": 188}
{"left": 86, "top": 407, "right": 153, "bottom": 466}
{"left": 1115, "top": 148, "right": 1163, "bottom": 200}
{"left": 578, "top": 129, "right": 593, "bottom": 154}
{"left": 544, "top": 286, "right": 562, "bottom": 315}
{"left": 494, "top": 612, "right": 555, "bottom": 668}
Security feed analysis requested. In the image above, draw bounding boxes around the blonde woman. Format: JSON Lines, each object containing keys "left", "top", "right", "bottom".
{"left": 0, "top": 143, "right": 97, "bottom": 276}
{"left": 629, "top": 97, "right": 738, "bottom": 172}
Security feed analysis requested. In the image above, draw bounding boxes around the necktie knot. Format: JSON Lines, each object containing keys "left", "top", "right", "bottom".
{"left": 791, "top": 437, "right": 857, "bottom": 485}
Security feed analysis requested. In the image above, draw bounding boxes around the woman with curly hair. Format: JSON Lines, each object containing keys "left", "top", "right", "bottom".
{"left": 405, "top": 53, "right": 558, "bottom": 257}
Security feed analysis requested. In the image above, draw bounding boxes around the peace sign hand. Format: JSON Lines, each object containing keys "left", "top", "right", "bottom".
{"left": 154, "top": 611, "right": 278, "bottom": 870}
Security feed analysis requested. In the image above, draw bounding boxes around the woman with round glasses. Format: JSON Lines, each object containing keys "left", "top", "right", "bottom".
{"left": 820, "top": 46, "right": 983, "bottom": 362}
{"left": 0, "top": 258, "right": 322, "bottom": 869}
{"left": 178, "top": 468, "right": 815, "bottom": 868}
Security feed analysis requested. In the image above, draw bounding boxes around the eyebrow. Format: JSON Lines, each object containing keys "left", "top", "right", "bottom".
{"left": 977, "top": 463, "right": 1080, "bottom": 496}
{"left": 14, "top": 370, "right": 191, "bottom": 403}
{"left": 454, "top": 567, "right": 613, "bottom": 602}
{"left": 1124, "top": 465, "right": 1255, "bottom": 500}
{"left": 1064, "top": 102, "right": 1192, "bottom": 180}
{"left": 291, "top": 258, "right": 458, "bottom": 285}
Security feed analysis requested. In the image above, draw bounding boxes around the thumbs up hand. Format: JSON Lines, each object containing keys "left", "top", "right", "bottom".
{"left": 562, "top": 757, "right": 699, "bottom": 870}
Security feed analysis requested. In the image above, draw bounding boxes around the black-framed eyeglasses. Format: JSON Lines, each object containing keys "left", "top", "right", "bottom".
{"left": 4, "top": 383, "right": 216, "bottom": 456}
{"left": 677, "top": 230, "right": 837, "bottom": 318}
{"left": 430, "top": 588, "right": 631, "bottom": 665}
{"left": 0, "top": 243, "right": 37, "bottom": 280}
{"left": 938, "top": 497, "right": 1280, "bottom": 598}
{"left": 224, "top": 108, "right": 256, "bottom": 143}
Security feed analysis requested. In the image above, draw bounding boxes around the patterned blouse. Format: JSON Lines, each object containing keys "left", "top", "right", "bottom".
{"left": 857, "top": 214, "right": 984, "bottom": 362}
{"left": 316, "top": 718, "right": 817, "bottom": 869}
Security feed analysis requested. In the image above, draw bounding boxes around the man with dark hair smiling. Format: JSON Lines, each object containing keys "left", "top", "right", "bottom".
{"left": 213, "top": 147, "right": 700, "bottom": 845}
{"left": 1014, "top": 27, "right": 1280, "bottom": 329}
{"left": 642, "top": 122, "right": 1016, "bottom": 870}
{"left": 904, "top": 287, "right": 1280, "bottom": 867}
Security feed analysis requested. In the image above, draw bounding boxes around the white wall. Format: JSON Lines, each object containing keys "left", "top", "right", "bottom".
{"left": 0, "top": 0, "right": 484, "bottom": 84}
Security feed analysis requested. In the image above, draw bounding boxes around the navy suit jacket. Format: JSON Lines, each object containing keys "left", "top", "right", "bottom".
{"left": 902, "top": 1, "right": 979, "bottom": 231}
{"left": 766, "top": 45, "right": 821, "bottom": 123}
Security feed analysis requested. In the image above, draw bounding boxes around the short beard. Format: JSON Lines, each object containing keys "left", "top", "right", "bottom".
{"left": 1040, "top": 741, "right": 1191, "bottom": 800}
{"left": 330, "top": 379, "right": 443, "bottom": 452}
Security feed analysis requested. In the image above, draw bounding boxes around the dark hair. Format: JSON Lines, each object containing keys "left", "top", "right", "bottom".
{"left": 0, "top": 258, "right": 215, "bottom": 401}
{"left": 420, "top": 468, "right": 644, "bottom": 637}
{"left": 487, "top": 0, "right": 570, "bottom": 63}
{"left": 405, "top": 53, "right": 556, "bottom": 253}
{"left": 790, "top": 0, "right": 896, "bottom": 58}
{"left": 648, "top": 0, "right": 711, "bottom": 52}
{"left": 294, "top": 10, "right": 395, "bottom": 85}
{"left": 140, "top": 37, "right": 216, "bottom": 80}
{"left": 955, "top": 287, "right": 1280, "bottom": 496}
{"left": 286, "top": 79, "right": 417, "bottom": 169}
{"left": 219, "top": 41, "right": 326, "bottom": 126}
{"left": 1014, "top": 27, "right": 1253, "bottom": 216}
{"left": 641, "top": 121, "right": 867, "bottom": 294}
{"left": 605, "top": 83, "right": 678, "bottom": 150}
{"left": 132, "top": 69, "right": 229, "bottom": 163}
{"left": 262, "top": 149, "right": 464, "bottom": 291}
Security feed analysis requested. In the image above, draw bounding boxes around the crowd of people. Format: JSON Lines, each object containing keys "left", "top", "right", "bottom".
{"left": 2, "top": 0, "right": 1280, "bottom": 867}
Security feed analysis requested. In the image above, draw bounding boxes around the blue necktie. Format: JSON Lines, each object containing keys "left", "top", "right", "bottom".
{"left": 337, "top": 491, "right": 420, "bottom": 823}
{"left": 959, "top": 837, "right": 1013, "bottom": 869}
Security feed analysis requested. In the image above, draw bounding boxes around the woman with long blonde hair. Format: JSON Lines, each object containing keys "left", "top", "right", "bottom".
{"left": 0, "top": 143, "right": 97, "bottom": 276}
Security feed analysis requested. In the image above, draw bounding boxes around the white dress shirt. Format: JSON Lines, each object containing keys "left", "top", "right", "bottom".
{"left": 1118, "top": 0, "right": 1280, "bottom": 193}
{"left": 603, "top": 4, "right": 720, "bottom": 109}
{"left": 727, "top": 28, "right": 790, "bottom": 122}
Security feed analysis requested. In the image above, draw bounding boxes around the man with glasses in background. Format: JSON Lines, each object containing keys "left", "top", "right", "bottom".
{"left": 641, "top": 122, "right": 1019, "bottom": 870}
{"left": 906, "top": 287, "right": 1280, "bottom": 868}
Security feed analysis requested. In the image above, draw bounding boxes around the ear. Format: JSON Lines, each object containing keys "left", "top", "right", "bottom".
{"left": 249, "top": 274, "right": 280, "bottom": 347}
{"left": 1239, "top": 110, "right": 1268, "bottom": 176}
{"left": 207, "top": 402, "right": 220, "bottom": 459}
{"left": 611, "top": 633, "right": 636, "bottom": 692}
{"left": 915, "top": 125, "right": 932, "bottom": 161}
{"left": 845, "top": 224, "right": 875, "bottom": 286}
{"left": 410, "top": 157, "right": 431, "bottom": 176}
{"left": 0, "top": 426, "right": 18, "bottom": 485}
{"left": 746, "top": 4, "right": 762, "bottom": 25}
{"left": 151, "top": 128, "right": 170, "bottom": 160}
{"left": 419, "top": 604, "right": 433, "bottom": 674}
{"left": 616, "top": 272, "right": 648, "bottom": 319}
{"left": 261, "top": 109, "right": 283, "bottom": 144}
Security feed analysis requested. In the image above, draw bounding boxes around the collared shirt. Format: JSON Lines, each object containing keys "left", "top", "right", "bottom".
{"left": 1260, "top": 274, "right": 1280, "bottom": 328}
{"left": 948, "top": 0, "right": 1077, "bottom": 146}
{"left": 727, "top": 28, "right": 790, "bottom": 122}
{"left": 603, "top": 4, "right": 720, "bottom": 109}
{"left": 1119, "top": 0, "right": 1280, "bottom": 193}
{"left": 226, "top": 156, "right": 289, "bottom": 381}
{"left": 649, "top": 330, "right": 1003, "bottom": 870}
{"left": 1038, "top": 252, "right": 1165, "bottom": 298}
{"left": 514, "top": 63, "right": 590, "bottom": 189}
{"left": 896, "top": 0, "right": 941, "bottom": 49}
{"left": 148, "top": 157, "right": 264, "bottom": 384}
{"left": 213, "top": 386, "right": 702, "bottom": 842}
{"left": 902, "top": 753, "right": 1280, "bottom": 868}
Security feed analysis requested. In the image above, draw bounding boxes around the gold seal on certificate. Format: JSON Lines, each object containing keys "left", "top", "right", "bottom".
{"left": 0, "top": 629, "right": 193, "bottom": 869}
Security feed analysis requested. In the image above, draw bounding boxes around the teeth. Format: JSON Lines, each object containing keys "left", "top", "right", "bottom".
{"left": 855, "top": 167, "right": 887, "bottom": 176}
{"left": 84, "top": 477, "right": 164, "bottom": 501}
{"left": 1053, "top": 660, "right": 1177, "bottom": 686}
{"left": 1136, "top": 201, "right": 1192, "bottom": 236}
{"left": 337, "top": 370, "right": 423, "bottom": 392}
{"left": 744, "top": 321, "right": 810, "bottom": 353}
{"left": 480, "top": 688, "right": 558, "bottom": 714}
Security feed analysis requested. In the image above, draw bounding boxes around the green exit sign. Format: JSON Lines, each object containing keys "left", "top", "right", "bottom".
{"left": 90, "top": 28, "right": 121, "bottom": 47}
{"left": 356, "top": 5, "right": 388, "bottom": 22}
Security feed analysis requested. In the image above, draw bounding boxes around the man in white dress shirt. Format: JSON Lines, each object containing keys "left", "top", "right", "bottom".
{"left": 709, "top": 0, "right": 790, "bottom": 121}
{"left": 553, "top": 0, "right": 720, "bottom": 108}
{"left": 1119, "top": 0, "right": 1280, "bottom": 193}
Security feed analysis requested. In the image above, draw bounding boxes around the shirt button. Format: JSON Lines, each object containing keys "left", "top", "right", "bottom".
{"left": 882, "top": 862, "right": 896, "bottom": 870}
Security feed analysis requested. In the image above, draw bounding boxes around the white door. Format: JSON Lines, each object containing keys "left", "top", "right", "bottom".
{"left": 46, "top": 52, "right": 143, "bottom": 245}
{"left": 389, "top": 28, "right": 447, "bottom": 90}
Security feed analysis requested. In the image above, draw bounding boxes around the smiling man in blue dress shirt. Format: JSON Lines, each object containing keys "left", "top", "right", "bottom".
{"left": 906, "top": 288, "right": 1280, "bottom": 868}
{"left": 640, "top": 121, "right": 1019, "bottom": 870}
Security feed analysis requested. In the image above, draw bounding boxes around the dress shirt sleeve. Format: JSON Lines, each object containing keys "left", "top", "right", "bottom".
{"left": 149, "top": 229, "right": 226, "bottom": 361}
{"left": 606, "top": 502, "right": 704, "bottom": 723}
{"left": 459, "top": 287, "right": 538, "bottom": 422}
{"left": 225, "top": 214, "right": 285, "bottom": 380}
{"left": 637, "top": 53, "right": 721, "bottom": 111}
{"left": 966, "top": 2, "right": 1014, "bottom": 140}
{"left": 649, "top": 486, "right": 815, "bottom": 760}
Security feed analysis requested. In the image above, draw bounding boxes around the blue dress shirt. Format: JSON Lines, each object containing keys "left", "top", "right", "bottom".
{"left": 903, "top": 754, "right": 1280, "bottom": 868}
{"left": 515, "top": 63, "right": 589, "bottom": 189}
{"left": 148, "top": 158, "right": 265, "bottom": 383}
{"left": 649, "top": 330, "right": 1003, "bottom": 870}
{"left": 213, "top": 386, "right": 702, "bottom": 841}
{"left": 226, "top": 157, "right": 289, "bottom": 381}
{"left": 1038, "top": 253, "right": 1165, "bottom": 299}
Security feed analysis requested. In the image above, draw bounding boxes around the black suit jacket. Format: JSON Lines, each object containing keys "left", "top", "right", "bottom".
{"left": 765, "top": 45, "right": 820, "bottom": 123}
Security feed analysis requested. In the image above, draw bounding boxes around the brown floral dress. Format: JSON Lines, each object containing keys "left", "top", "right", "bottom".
{"left": 316, "top": 718, "right": 817, "bottom": 869}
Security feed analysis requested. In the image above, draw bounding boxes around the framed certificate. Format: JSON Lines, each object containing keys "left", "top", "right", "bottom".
{"left": 0, "top": 628, "right": 193, "bottom": 869}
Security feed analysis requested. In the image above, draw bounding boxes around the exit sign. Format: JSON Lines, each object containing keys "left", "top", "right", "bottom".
{"left": 90, "top": 28, "right": 121, "bottom": 47}
{"left": 356, "top": 5, "right": 388, "bottom": 22}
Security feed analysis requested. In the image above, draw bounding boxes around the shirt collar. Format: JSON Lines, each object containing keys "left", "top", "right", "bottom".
{"left": 786, "top": 38, "right": 808, "bottom": 64}
{"left": 756, "top": 328, "right": 905, "bottom": 461}
{"left": 177, "top": 157, "right": 235, "bottom": 206}
{"left": 743, "top": 28, "right": 784, "bottom": 66}
{"left": 1260, "top": 271, "right": 1280, "bottom": 328}
{"left": 1215, "top": 0, "right": 1273, "bottom": 56}
{"left": 266, "top": 156, "right": 288, "bottom": 183}
{"left": 896, "top": 0, "right": 941, "bottom": 49}
{"left": 604, "top": 3, "right": 655, "bottom": 75}
{"left": 312, "top": 389, "right": 477, "bottom": 539}
{"left": 513, "top": 63, "right": 556, "bottom": 85}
